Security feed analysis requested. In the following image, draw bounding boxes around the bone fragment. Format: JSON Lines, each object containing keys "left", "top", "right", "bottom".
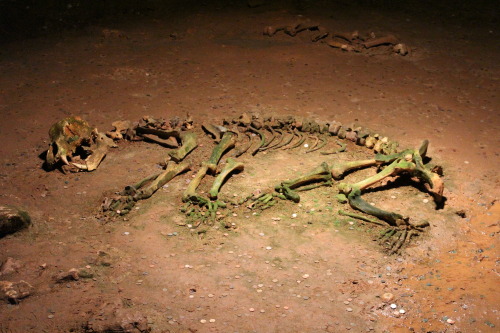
{"left": 326, "top": 40, "right": 356, "bottom": 52}
{"left": 168, "top": 131, "right": 198, "bottom": 162}
{"left": 202, "top": 124, "right": 223, "bottom": 142}
{"left": 208, "top": 158, "right": 244, "bottom": 199}
{"left": 141, "top": 134, "right": 178, "bottom": 148}
{"left": 321, "top": 140, "right": 346, "bottom": 155}
{"left": 363, "top": 34, "right": 399, "bottom": 48}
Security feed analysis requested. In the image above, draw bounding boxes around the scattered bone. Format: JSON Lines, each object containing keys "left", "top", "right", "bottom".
{"left": 55, "top": 268, "right": 80, "bottom": 282}
{"left": 265, "top": 20, "right": 409, "bottom": 56}
{"left": 363, "top": 34, "right": 399, "bottom": 48}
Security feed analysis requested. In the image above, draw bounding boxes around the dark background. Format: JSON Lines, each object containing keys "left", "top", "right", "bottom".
{"left": 1, "top": 0, "right": 498, "bottom": 42}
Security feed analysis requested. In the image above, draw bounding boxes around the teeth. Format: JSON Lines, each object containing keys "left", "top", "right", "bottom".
{"left": 71, "top": 162, "right": 88, "bottom": 170}
{"left": 60, "top": 154, "right": 70, "bottom": 165}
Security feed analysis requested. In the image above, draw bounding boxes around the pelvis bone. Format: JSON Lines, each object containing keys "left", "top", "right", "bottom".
{"left": 45, "top": 116, "right": 116, "bottom": 172}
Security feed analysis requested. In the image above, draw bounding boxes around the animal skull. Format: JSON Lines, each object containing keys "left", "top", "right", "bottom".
{"left": 45, "top": 116, "right": 114, "bottom": 172}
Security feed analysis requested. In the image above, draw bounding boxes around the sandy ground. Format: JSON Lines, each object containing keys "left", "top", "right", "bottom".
{"left": 0, "top": 2, "right": 498, "bottom": 332}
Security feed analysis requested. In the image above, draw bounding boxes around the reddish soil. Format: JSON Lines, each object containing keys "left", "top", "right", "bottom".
{"left": 0, "top": 2, "right": 498, "bottom": 333}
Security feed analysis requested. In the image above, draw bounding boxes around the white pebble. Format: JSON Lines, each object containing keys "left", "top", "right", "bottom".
{"left": 291, "top": 213, "right": 297, "bottom": 218}
{"left": 303, "top": 144, "right": 309, "bottom": 148}
{"left": 302, "top": 274, "right": 310, "bottom": 279}
{"left": 123, "top": 232, "right": 130, "bottom": 236}
{"left": 464, "top": 161, "right": 469, "bottom": 164}
{"left": 209, "top": 319, "right": 216, "bottom": 323}
{"left": 200, "top": 319, "right": 207, "bottom": 324}
{"left": 399, "top": 309, "right": 405, "bottom": 314}
{"left": 265, "top": 246, "right": 272, "bottom": 250}
{"left": 447, "top": 318, "right": 455, "bottom": 324}
{"left": 423, "top": 199, "right": 429, "bottom": 203}
{"left": 390, "top": 303, "right": 397, "bottom": 309}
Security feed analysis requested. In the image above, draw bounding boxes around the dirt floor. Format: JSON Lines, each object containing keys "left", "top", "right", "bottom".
{"left": 0, "top": 1, "right": 499, "bottom": 332}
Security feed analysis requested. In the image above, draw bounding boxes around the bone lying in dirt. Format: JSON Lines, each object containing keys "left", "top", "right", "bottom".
{"left": 202, "top": 124, "right": 224, "bottom": 142}
{"left": 103, "top": 161, "right": 190, "bottom": 216}
{"left": 331, "top": 159, "right": 380, "bottom": 180}
{"left": 275, "top": 162, "right": 332, "bottom": 203}
{"left": 208, "top": 158, "right": 244, "bottom": 199}
{"left": 168, "top": 131, "right": 198, "bottom": 162}
{"left": 45, "top": 116, "right": 114, "bottom": 172}
{"left": 320, "top": 140, "right": 347, "bottom": 155}
{"left": 182, "top": 131, "right": 237, "bottom": 202}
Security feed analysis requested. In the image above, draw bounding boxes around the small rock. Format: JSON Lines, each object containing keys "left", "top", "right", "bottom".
{"left": 346, "top": 307, "right": 353, "bottom": 312}
{"left": 0, "top": 257, "right": 22, "bottom": 276}
{"left": 0, "top": 280, "right": 34, "bottom": 303}
{"left": 382, "top": 293, "right": 394, "bottom": 302}
{"left": 446, "top": 318, "right": 455, "bottom": 324}
{"left": 390, "top": 303, "right": 397, "bottom": 309}
{"left": 0, "top": 205, "right": 31, "bottom": 238}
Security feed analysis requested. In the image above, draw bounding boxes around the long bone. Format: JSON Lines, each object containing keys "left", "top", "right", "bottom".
{"left": 275, "top": 162, "right": 332, "bottom": 202}
{"left": 208, "top": 158, "right": 245, "bottom": 199}
{"left": 182, "top": 131, "right": 237, "bottom": 202}
{"left": 103, "top": 161, "right": 190, "bottom": 216}
{"left": 330, "top": 159, "right": 380, "bottom": 180}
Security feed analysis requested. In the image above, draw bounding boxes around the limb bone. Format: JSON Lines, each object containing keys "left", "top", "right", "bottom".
{"left": 208, "top": 158, "right": 244, "bottom": 199}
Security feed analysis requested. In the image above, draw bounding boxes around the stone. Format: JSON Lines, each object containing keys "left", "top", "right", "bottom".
{"left": 0, "top": 257, "right": 22, "bottom": 276}
{"left": 0, "top": 280, "right": 34, "bottom": 303}
{"left": 0, "top": 205, "right": 31, "bottom": 238}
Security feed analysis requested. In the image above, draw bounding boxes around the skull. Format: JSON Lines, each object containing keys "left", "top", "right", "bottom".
{"left": 45, "top": 116, "right": 114, "bottom": 172}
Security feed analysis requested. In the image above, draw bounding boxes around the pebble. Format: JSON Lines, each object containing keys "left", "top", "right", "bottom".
{"left": 346, "top": 308, "right": 353, "bottom": 312}
{"left": 304, "top": 144, "right": 309, "bottom": 148}
{"left": 446, "top": 318, "right": 455, "bottom": 324}
{"left": 249, "top": 308, "right": 255, "bottom": 312}
{"left": 200, "top": 319, "right": 207, "bottom": 324}
{"left": 123, "top": 232, "right": 130, "bottom": 236}
{"left": 209, "top": 319, "right": 216, "bottom": 323}
{"left": 259, "top": 232, "right": 265, "bottom": 236}
{"left": 302, "top": 274, "right": 309, "bottom": 279}
{"left": 399, "top": 309, "right": 405, "bottom": 314}
{"left": 291, "top": 213, "right": 297, "bottom": 218}
{"left": 265, "top": 246, "right": 272, "bottom": 250}
{"left": 48, "top": 315, "right": 54, "bottom": 319}
{"left": 283, "top": 306, "right": 289, "bottom": 310}
{"left": 423, "top": 199, "right": 429, "bottom": 203}
{"left": 390, "top": 304, "right": 397, "bottom": 309}
{"left": 382, "top": 293, "right": 394, "bottom": 302}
